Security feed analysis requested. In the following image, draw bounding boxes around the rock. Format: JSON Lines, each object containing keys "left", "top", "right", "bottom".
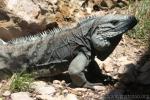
{"left": 57, "top": 94, "right": 78, "bottom": 100}
{"left": 35, "top": 85, "right": 56, "bottom": 95}
{"left": 74, "top": 88, "right": 87, "bottom": 92}
{"left": 118, "top": 65, "right": 127, "bottom": 74}
{"left": 0, "top": 0, "right": 57, "bottom": 41}
{"left": 37, "top": 94, "right": 78, "bottom": 100}
{"left": 53, "top": 80, "right": 61, "bottom": 84}
{"left": 11, "top": 92, "right": 33, "bottom": 100}
{"left": 36, "top": 95, "right": 56, "bottom": 100}
{"left": 65, "top": 94, "right": 78, "bottom": 100}
{"left": 30, "top": 81, "right": 47, "bottom": 89}
{"left": 103, "top": 63, "right": 114, "bottom": 72}
{"left": 62, "top": 89, "right": 69, "bottom": 94}
{"left": 61, "top": 80, "right": 66, "bottom": 86}
{"left": 93, "top": 86, "right": 106, "bottom": 91}
{"left": 53, "top": 83, "right": 63, "bottom": 89}
{"left": 6, "top": 0, "right": 40, "bottom": 23}
{"left": 30, "top": 81, "right": 56, "bottom": 95}
{"left": 2, "top": 90, "right": 11, "bottom": 97}
{"left": 53, "top": 80, "right": 64, "bottom": 89}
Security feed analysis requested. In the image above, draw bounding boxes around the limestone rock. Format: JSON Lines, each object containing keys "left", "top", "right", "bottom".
{"left": 30, "top": 81, "right": 56, "bottom": 95}
{"left": 57, "top": 94, "right": 78, "bottom": 100}
{"left": 35, "top": 85, "right": 56, "bottom": 95}
{"left": 93, "top": 86, "right": 106, "bottom": 91}
{"left": 30, "top": 81, "right": 47, "bottom": 89}
{"left": 103, "top": 63, "right": 114, "bottom": 73}
{"left": 11, "top": 92, "right": 33, "bottom": 100}
{"left": 36, "top": 95, "right": 56, "bottom": 100}
{"left": 0, "top": 0, "right": 57, "bottom": 40}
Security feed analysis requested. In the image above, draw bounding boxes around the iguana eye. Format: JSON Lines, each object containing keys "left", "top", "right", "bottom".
{"left": 110, "top": 20, "right": 119, "bottom": 25}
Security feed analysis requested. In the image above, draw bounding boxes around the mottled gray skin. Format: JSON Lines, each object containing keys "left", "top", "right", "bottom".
{"left": 0, "top": 14, "right": 137, "bottom": 89}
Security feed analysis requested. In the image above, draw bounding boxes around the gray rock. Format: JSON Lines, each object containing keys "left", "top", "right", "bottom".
{"left": 93, "top": 86, "right": 106, "bottom": 91}
{"left": 30, "top": 81, "right": 47, "bottom": 89}
{"left": 36, "top": 95, "right": 56, "bottom": 100}
{"left": 57, "top": 94, "right": 78, "bottom": 100}
{"left": 30, "top": 81, "right": 56, "bottom": 95}
{"left": 11, "top": 92, "right": 33, "bottom": 100}
{"left": 35, "top": 85, "right": 56, "bottom": 95}
{"left": 74, "top": 88, "right": 87, "bottom": 92}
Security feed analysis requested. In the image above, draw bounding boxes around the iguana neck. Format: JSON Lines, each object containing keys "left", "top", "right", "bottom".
{"left": 77, "top": 18, "right": 96, "bottom": 37}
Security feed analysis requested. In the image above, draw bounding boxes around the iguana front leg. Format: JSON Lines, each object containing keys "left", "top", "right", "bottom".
{"left": 68, "top": 52, "right": 103, "bottom": 89}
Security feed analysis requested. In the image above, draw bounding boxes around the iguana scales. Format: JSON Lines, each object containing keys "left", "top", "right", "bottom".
{"left": 0, "top": 14, "right": 137, "bottom": 89}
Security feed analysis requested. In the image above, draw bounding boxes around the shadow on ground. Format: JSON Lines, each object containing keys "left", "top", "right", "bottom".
{"left": 36, "top": 60, "right": 117, "bottom": 87}
{"left": 103, "top": 40, "right": 150, "bottom": 100}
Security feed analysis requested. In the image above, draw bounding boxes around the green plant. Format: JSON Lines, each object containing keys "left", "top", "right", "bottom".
{"left": 10, "top": 73, "right": 33, "bottom": 92}
{"left": 127, "top": 0, "right": 150, "bottom": 41}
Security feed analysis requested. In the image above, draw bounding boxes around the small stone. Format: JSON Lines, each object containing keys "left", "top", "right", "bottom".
{"left": 35, "top": 85, "right": 56, "bottom": 95}
{"left": 65, "top": 94, "right": 78, "bottom": 100}
{"left": 74, "top": 88, "right": 87, "bottom": 92}
{"left": 57, "top": 94, "right": 78, "bottom": 100}
{"left": 11, "top": 92, "right": 33, "bottom": 100}
{"left": 86, "top": 7, "right": 92, "bottom": 14}
{"left": 102, "top": 58, "right": 114, "bottom": 73}
{"left": 93, "top": 86, "right": 106, "bottom": 91}
{"left": 53, "top": 84, "right": 63, "bottom": 89}
{"left": 53, "top": 80, "right": 61, "bottom": 84}
{"left": 63, "top": 89, "right": 69, "bottom": 94}
{"left": 36, "top": 95, "right": 56, "bottom": 100}
{"left": 30, "top": 81, "right": 47, "bottom": 89}
{"left": 118, "top": 66, "right": 126, "bottom": 74}
{"left": 2, "top": 90, "right": 11, "bottom": 97}
{"left": 50, "top": 0, "right": 58, "bottom": 5}
{"left": 61, "top": 80, "right": 66, "bottom": 85}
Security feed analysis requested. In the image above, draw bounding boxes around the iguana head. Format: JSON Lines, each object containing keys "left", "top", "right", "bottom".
{"left": 90, "top": 14, "right": 138, "bottom": 60}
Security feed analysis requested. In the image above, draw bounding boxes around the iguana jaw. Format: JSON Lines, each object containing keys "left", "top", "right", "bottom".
{"left": 91, "top": 15, "right": 138, "bottom": 61}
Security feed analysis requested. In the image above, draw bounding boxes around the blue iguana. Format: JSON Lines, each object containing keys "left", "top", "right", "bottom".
{"left": 0, "top": 14, "right": 137, "bottom": 89}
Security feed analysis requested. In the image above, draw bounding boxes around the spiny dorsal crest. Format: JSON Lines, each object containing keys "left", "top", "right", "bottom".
{"left": 7, "top": 15, "right": 100, "bottom": 44}
{"left": 8, "top": 28, "right": 62, "bottom": 44}
{"left": 77, "top": 15, "right": 99, "bottom": 26}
